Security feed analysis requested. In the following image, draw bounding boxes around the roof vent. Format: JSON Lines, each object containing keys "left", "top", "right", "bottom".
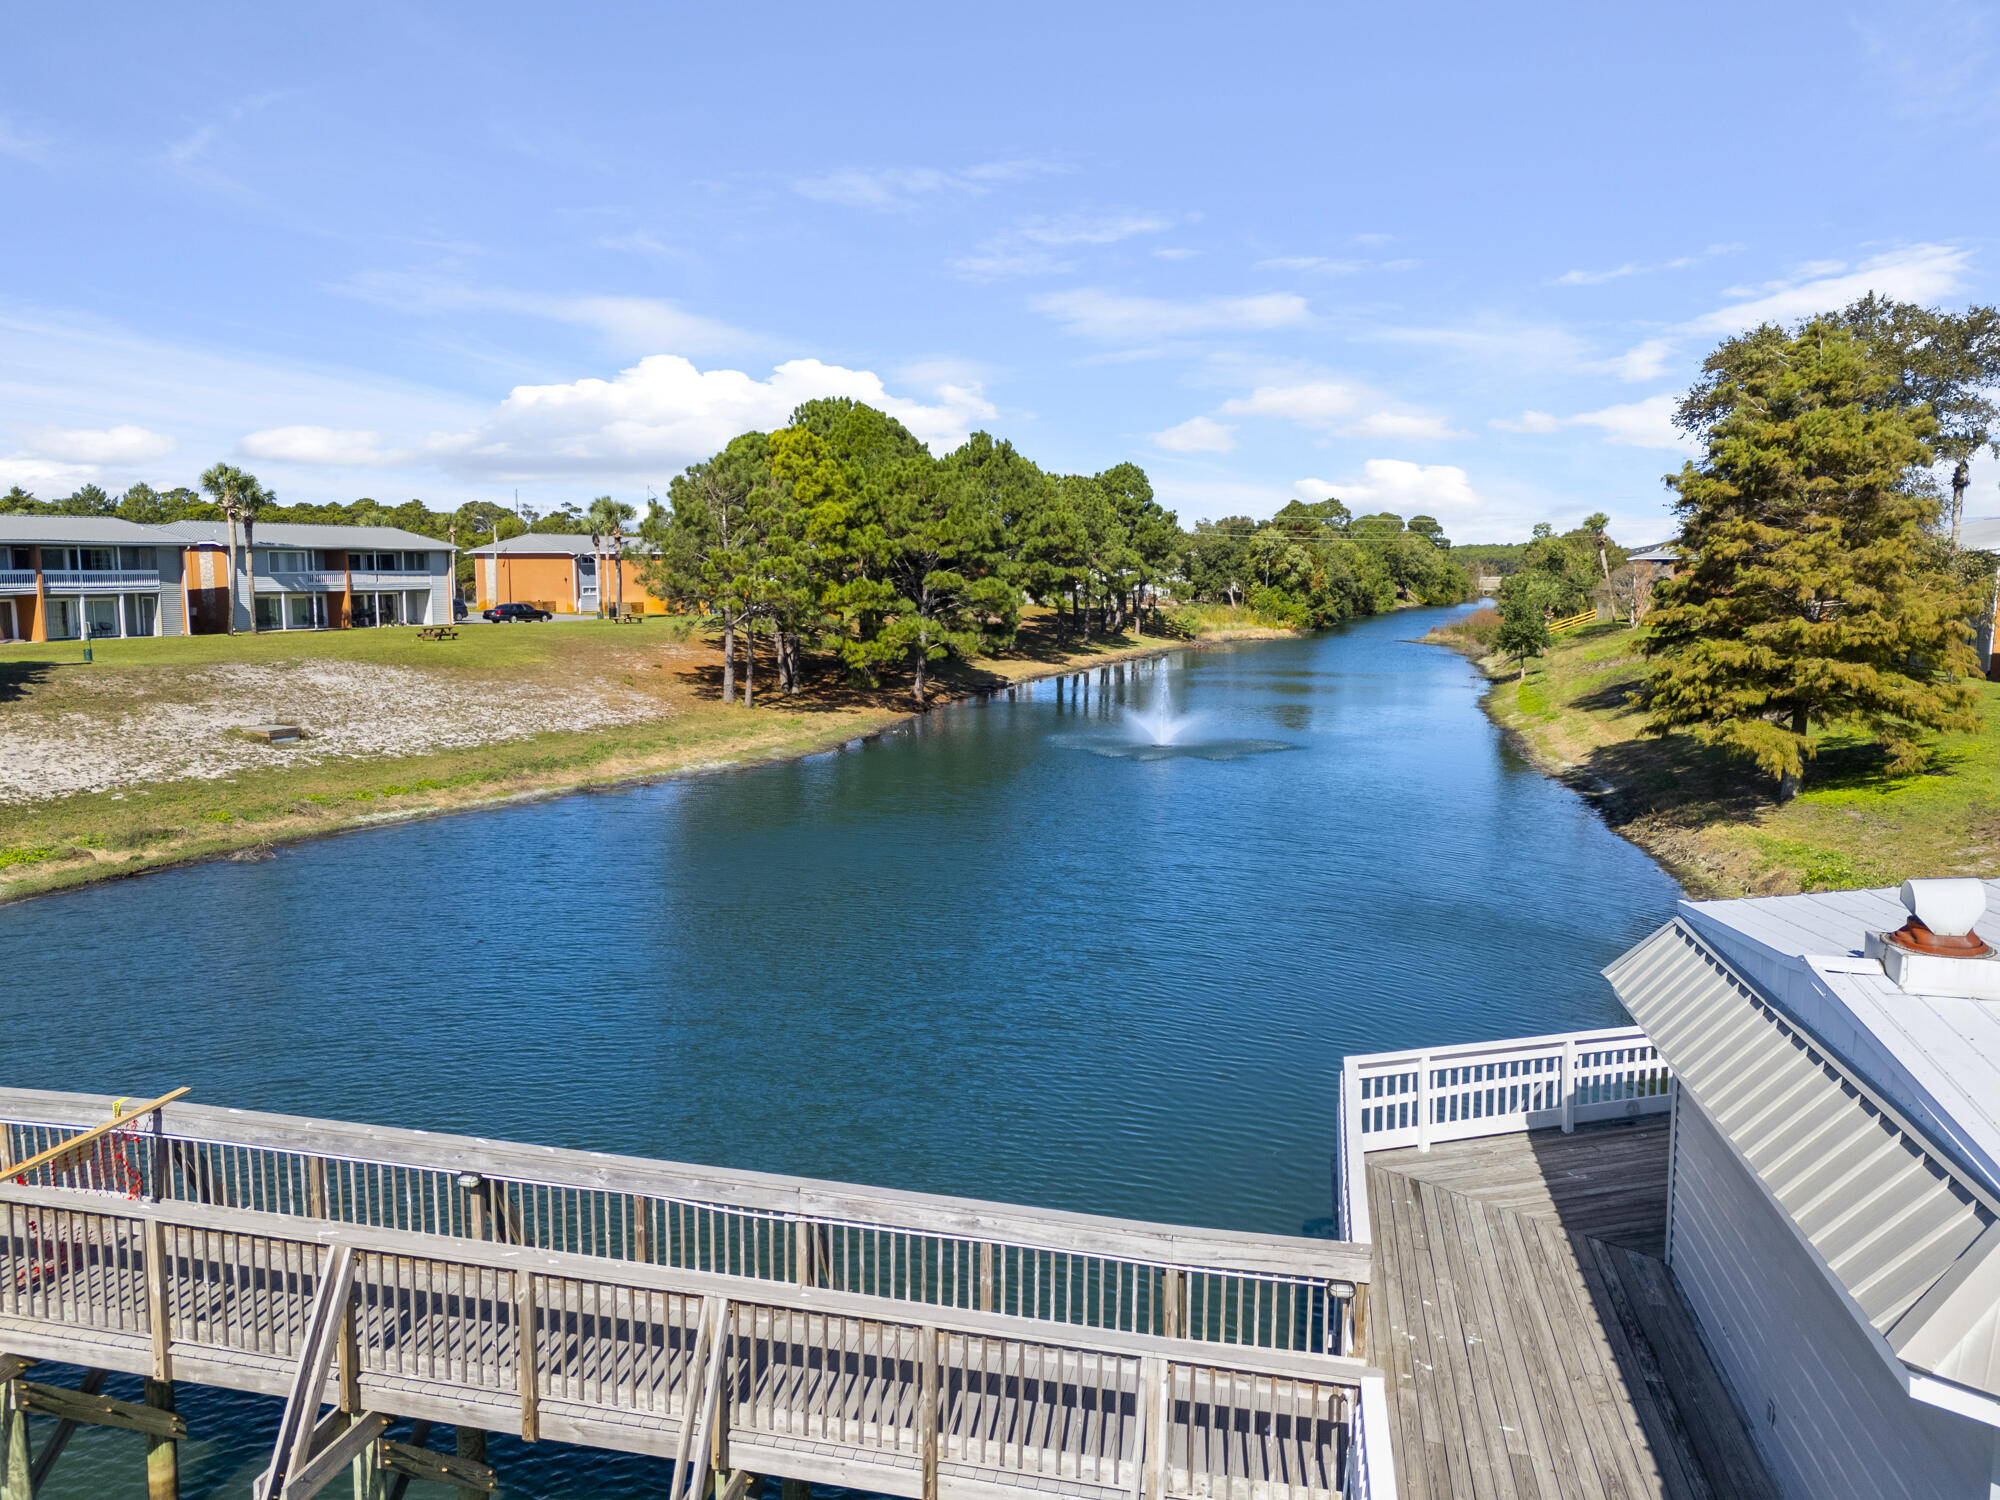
{"left": 1865, "top": 879, "right": 2000, "bottom": 998}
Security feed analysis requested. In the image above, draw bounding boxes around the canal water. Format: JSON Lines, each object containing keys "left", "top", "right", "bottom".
{"left": 1, "top": 603, "right": 1682, "bottom": 1497}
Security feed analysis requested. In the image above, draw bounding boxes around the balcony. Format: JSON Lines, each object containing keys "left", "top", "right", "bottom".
{"left": 41, "top": 570, "right": 161, "bottom": 591}
{"left": 0, "top": 570, "right": 33, "bottom": 592}
{"left": 350, "top": 570, "right": 434, "bottom": 586}
{"left": 260, "top": 571, "right": 350, "bottom": 591}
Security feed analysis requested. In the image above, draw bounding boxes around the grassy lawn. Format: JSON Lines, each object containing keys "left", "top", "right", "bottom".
{"left": 0, "top": 614, "right": 1201, "bottom": 903}
{"left": 1428, "top": 612, "right": 2000, "bottom": 897}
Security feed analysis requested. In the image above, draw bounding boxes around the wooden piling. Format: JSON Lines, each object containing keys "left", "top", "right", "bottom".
{"left": 454, "top": 1428, "right": 489, "bottom": 1500}
{"left": 2, "top": 1379, "right": 30, "bottom": 1500}
{"left": 144, "top": 1379, "right": 179, "bottom": 1500}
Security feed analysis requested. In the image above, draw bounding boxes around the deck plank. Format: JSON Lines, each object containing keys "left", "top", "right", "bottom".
{"left": 1366, "top": 1122, "right": 1777, "bottom": 1500}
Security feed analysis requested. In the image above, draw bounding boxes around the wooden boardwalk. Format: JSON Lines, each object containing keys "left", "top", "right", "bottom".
{"left": 0, "top": 1090, "right": 1390, "bottom": 1500}
{"left": 1366, "top": 1120, "right": 1779, "bottom": 1500}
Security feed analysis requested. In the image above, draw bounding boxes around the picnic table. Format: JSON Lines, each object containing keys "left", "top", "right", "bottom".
{"left": 416, "top": 626, "right": 459, "bottom": 640}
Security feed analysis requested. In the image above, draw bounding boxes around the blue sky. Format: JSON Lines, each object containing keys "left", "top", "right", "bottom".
{"left": 3, "top": 1, "right": 1996, "bottom": 543}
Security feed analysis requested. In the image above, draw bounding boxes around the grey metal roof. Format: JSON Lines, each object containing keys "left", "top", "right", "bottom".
{"left": 1964, "top": 516, "right": 2000, "bottom": 554}
{"left": 1607, "top": 919, "right": 2000, "bottom": 1398}
{"left": 1626, "top": 542, "right": 1679, "bottom": 563}
{"left": 161, "top": 521, "right": 451, "bottom": 550}
{"left": 0, "top": 515, "right": 182, "bottom": 544}
{"left": 463, "top": 532, "right": 655, "bottom": 556}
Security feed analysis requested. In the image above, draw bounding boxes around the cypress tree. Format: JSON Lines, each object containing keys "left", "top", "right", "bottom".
{"left": 1644, "top": 320, "right": 1981, "bottom": 799}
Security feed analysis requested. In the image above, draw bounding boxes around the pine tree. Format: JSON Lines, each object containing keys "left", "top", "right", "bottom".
{"left": 1644, "top": 321, "right": 1981, "bottom": 798}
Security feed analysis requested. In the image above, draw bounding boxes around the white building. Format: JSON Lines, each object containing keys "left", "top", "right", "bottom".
{"left": 1607, "top": 879, "right": 2000, "bottom": 1498}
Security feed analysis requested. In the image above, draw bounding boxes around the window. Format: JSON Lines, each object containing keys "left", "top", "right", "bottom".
{"left": 45, "top": 598, "right": 78, "bottom": 639}
{"left": 9, "top": 548, "right": 30, "bottom": 569}
{"left": 126, "top": 594, "right": 158, "bottom": 636}
{"left": 255, "top": 596, "right": 281, "bottom": 631}
{"left": 119, "top": 547, "right": 155, "bottom": 570}
{"left": 403, "top": 552, "right": 430, "bottom": 571}
{"left": 41, "top": 548, "right": 76, "bottom": 571}
{"left": 85, "top": 596, "right": 119, "bottom": 637}
{"left": 78, "top": 548, "right": 115, "bottom": 572}
{"left": 287, "top": 594, "right": 317, "bottom": 630}
{"left": 266, "top": 550, "right": 311, "bottom": 573}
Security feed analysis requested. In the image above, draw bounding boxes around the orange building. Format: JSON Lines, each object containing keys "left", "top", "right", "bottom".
{"left": 464, "top": 533, "right": 667, "bottom": 616}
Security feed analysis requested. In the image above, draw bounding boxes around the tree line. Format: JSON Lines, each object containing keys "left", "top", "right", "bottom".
{"left": 1184, "top": 500, "right": 1469, "bottom": 627}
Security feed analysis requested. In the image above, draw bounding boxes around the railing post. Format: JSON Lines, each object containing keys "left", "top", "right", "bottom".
{"left": 306, "top": 1158, "right": 327, "bottom": 1220}
{"left": 144, "top": 1218, "right": 174, "bottom": 1383}
{"left": 1350, "top": 1282, "right": 1369, "bottom": 1362}
{"left": 1415, "top": 1054, "right": 1433, "bottom": 1153}
{"left": 919, "top": 1325, "right": 939, "bottom": 1500}
{"left": 516, "top": 1273, "right": 539, "bottom": 1443}
{"left": 978, "top": 1242, "right": 994, "bottom": 1312}
{"left": 1161, "top": 1268, "right": 1183, "bottom": 1340}
{"left": 1561, "top": 1037, "right": 1577, "bottom": 1134}
{"left": 2, "top": 1379, "right": 29, "bottom": 1500}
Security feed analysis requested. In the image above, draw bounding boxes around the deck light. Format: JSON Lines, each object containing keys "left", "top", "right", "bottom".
{"left": 457, "top": 1172, "right": 484, "bottom": 1189}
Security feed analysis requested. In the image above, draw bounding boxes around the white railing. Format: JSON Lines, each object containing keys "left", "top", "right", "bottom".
{"left": 1344, "top": 1372, "right": 1400, "bottom": 1500}
{"left": 0, "top": 570, "right": 33, "bottom": 590}
{"left": 351, "top": 570, "right": 433, "bottom": 585}
{"left": 42, "top": 569, "right": 160, "bottom": 589}
{"left": 260, "top": 572, "right": 349, "bottom": 591}
{"left": 1337, "top": 1026, "right": 1671, "bottom": 1245}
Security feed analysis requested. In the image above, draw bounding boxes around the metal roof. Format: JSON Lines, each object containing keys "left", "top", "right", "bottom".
{"left": 1626, "top": 542, "right": 1679, "bottom": 563}
{"left": 162, "top": 521, "right": 451, "bottom": 550}
{"left": 0, "top": 515, "right": 184, "bottom": 544}
{"left": 1607, "top": 918, "right": 2000, "bottom": 1400}
{"left": 1681, "top": 884, "right": 2000, "bottom": 1198}
{"left": 462, "top": 532, "right": 656, "bottom": 556}
{"left": 1964, "top": 516, "right": 2000, "bottom": 554}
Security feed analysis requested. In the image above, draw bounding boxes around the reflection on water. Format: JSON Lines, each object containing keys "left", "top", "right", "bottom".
{"left": 0, "top": 603, "right": 1683, "bottom": 1499}
{"left": 1061, "top": 733, "right": 1297, "bottom": 761}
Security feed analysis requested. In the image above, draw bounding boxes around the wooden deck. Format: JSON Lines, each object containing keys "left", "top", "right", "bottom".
{"left": 1367, "top": 1119, "right": 1780, "bottom": 1500}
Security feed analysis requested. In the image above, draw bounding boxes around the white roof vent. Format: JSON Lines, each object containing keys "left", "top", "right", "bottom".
{"left": 1864, "top": 878, "right": 2000, "bottom": 999}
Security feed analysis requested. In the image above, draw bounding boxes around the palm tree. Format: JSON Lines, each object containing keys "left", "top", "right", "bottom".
{"left": 239, "top": 476, "right": 272, "bottom": 631}
{"left": 200, "top": 463, "right": 251, "bottom": 635}
{"left": 587, "top": 496, "right": 636, "bottom": 617}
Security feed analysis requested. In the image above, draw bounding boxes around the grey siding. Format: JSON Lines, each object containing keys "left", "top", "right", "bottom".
{"left": 158, "top": 547, "right": 185, "bottom": 636}
{"left": 1669, "top": 1095, "right": 1994, "bottom": 1498}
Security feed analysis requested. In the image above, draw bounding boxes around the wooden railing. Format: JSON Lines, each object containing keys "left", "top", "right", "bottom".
{"left": 1548, "top": 608, "right": 1598, "bottom": 633}
{"left": 0, "top": 1177, "right": 1393, "bottom": 1499}
{"left": 0, "top": 1090, "right": 1368, "bottom": 1363}
{"left": 1335, "top": 1027, "right": 1671, "bottom": 1245}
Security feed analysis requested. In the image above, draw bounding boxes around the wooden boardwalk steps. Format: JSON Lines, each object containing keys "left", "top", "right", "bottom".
{"left": 1366, "top": 1120, "right": 1779, "bottom": 1500}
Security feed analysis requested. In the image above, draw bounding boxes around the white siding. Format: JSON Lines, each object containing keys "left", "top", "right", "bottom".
{"left": 1669, "top": 1094, "right": 1993, "bottom": 1498}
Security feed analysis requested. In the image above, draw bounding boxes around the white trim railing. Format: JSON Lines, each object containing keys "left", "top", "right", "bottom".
{"left": 41, "top": 569, "right": 160, "bottom": 590}
{"left": 0, "top": 569, "right": 33, "bottom": 590}
{"left": 350, "top": 570, "right": 434, "bottom": 585}
{"left": 1343, "top": 1372, "right": 1400, "bottom": 1500}
{"left": 1338, "top": 1026, "right": 1671, "bottom": 1244}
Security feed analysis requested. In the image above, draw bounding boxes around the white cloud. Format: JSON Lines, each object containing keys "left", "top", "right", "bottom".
{"left": 1597, "top": 337, "right": 1676, "bottom": 381}
{"left": 1687, "top": 244, "right": 1970, "bottom": 332}
{"left": 1220, "top": 379, "right": 1365, "bottom": 428}
{"left": 340, "top": 274, "right": 753, "bottom": 356}
{"left": 1340, "top": 412, "right": 1460, "bottom": 441}
{"left": 1488, "top": 411, "right": 1562, "bottom": 434}
{"left": 953, "top": 214, "right": 1173, "bottom": 279}
{"left": 1366, "top": 317, "right": 1594, "bottom": 371}
{"left": 1566, "top": 395, "right": 1694, "bottom": 451}
{"left": 0, "top": 114, "right": 49, "bottom": 164}
{"left": 1295, "top": 460, "right": 1482, "bottom": 512}
{"left": 1152, "top": 416, "right": 1238, "bottom": 453}
{"left": 1554, "top": 243, "right": 1743, "bottom": 287}
{"left": 1350, "top": 233, "right": 1395, "bottom": 247}
{"left": 22, "top": 424, "right": 176, "bottom": 464}
{"left": 1034, "top": 289, "right": 1310, "bottom": 342}
{"left": 0, "top": 456, "right": 99, "bottom": 493}
{"left": 1153, "top": 247, "right": 1201, "bottom": 261}
{"left": 1487, "top": 396, "right": 1693, "bottom": 451}
{"left": 793, "top": 158, "right": 1066, "bottom": 210}
{"left": 430, "top": 355, "right": 997, "bottom": 480}
{"left": 1257, "top": 256, "right": 1365, "bottom": 274}
{"left": 241, "top": 426, "right": 409, "bottom": 466}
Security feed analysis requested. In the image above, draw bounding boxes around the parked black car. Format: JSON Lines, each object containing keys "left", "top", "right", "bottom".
{"left": 453, "top": 597, "right": 468, "bottom": 621}
{"left": 482, "top": 602, "right": 552, "bottom": 623}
